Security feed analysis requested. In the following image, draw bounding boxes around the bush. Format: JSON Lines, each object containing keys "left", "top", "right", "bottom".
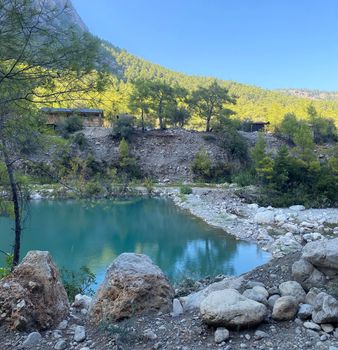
{"left": 113, "top": 115, "right": 135, "bottom": 140}
{"left": 60, "top": 266, "right": 96, "bottom": 301}
{"left": 72, "top": 132, "right": 88, "bottom": 150}
{"left": 232, "top": 169, "right": 256, "bottom": 186}
{"left": 57, "top": 115, "right": 84, "bottom": 137}
{"left": 221, "top": 129, "right": 249, "bottom": 161}
{"left": 0, "top": 254, "right": 13, "bottom": 279}
{"left": 192, "top": 148, "right": 212, "bottom": 179}
{"left": 82, "top": 180, "right": 104, "bottom": 197}
{"left": 180, "top": 185, "right": 193, "bottom": 195}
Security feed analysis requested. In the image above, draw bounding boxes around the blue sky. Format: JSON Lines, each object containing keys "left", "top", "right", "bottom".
{"left": 72, "top": 0, "right": 338, "bottom": 91}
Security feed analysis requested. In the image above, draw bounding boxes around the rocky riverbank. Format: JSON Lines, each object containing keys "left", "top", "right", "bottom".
{"left": 156, "top": 186, "right": 338, "bottom": 257}
{"left": 3, "top": 243, "right": 338, "bottom": 350}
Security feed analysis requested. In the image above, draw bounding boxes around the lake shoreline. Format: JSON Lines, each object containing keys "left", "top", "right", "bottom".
{"left": 29, "top": 184, "right": 338, "bottom": 258}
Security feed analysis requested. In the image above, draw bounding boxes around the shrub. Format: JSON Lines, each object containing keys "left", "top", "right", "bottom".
{"left": 72, "top": 132, "right": 88, "bottom": 150}
{"left": 60, "top": 266, "right": 96, "bottom": 301}
{"left": 143, "top": 178, "right": 154, "bottom": 195}
{"left": 231, "top": 169, "right": 256, "bottom": 186}
{"left": 180, "top": 185, "right": 193, "bottom": 195}
{"left": 113, "top": 115, "right": 135, "bottom": 140}
{"left": 82, "top": 180, "right": 104, "bottom": 197}
{"left": 219, "top": 128, "right": 249, "bottom": 162}
{"left": 0, "top": 254, "right": 13, "bottom": 279}
{"left": 57, "top": 115, "right": 84, "bottom": 137}
{"left": 192, "top": 148, "right": 212, "bottom": 179}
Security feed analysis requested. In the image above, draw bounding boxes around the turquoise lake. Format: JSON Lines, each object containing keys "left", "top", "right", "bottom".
{"left": 0, "top": 198, "right": 270, "bottom": 287}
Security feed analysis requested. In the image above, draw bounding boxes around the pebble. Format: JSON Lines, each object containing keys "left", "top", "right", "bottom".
{"left": 54, "top": 339, "right": 67, "bottom": 350}
{"left": 57, "top": 320, "right": 68, "bottom": 330}
{"left": 214, "top": 327, "right": 229, "bottom": 343}
{"left": 22, "top": 332, "right": 42, "bottom": 348}
{"left": 321, "top": 323, "right": 334, "bottom": 333}
{"left": 303, "top": 321, "right": 321, "bottom": 331}
{"left": 74, "top": 325, "right": 86, "bottom": 342}
{"left": 143, "top": 329, "right": 157, "bottom": 341}
{"left": 254, "top": 330, "right": 269, "bottom": 339}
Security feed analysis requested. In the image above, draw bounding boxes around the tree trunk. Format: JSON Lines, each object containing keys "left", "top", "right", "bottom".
{"left": 141, "top": 109, "right": 145, "bottom": 132}
{"left": 206, "top": 116, "right": 211, "bottom": 132}
{"left": 2, "top": 144, "right": 21, "bottom": 268}
{"left": 158, "top": 99, "right": 164, "bottom": 130}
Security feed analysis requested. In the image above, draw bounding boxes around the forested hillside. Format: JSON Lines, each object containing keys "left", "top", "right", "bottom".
{"left": 73, "top": 42, "right": 338, "bottom": 129}
{"left": 5, "top": 0, "right": 338, "bottom": 129}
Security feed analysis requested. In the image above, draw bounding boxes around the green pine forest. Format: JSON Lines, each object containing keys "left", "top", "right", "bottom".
{"left": 55, "top": 40, "right": 338, "bottom": 130}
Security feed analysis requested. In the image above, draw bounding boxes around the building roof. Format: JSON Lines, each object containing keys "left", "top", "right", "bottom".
{"left": 41, "top": 108, "right": 103, "bottom": 114}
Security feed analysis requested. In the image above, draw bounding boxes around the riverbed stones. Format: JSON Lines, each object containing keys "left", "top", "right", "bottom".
{"left": 243, "top": 286, "right": 268, "bottom": 304}
{"left": 22, "top": 332, "right": 42, "bottom": 348}
{"left": 272, "top": 296, "right": 298, "bottom": 321}
{"left": 0, "top": 251, "right": 69, "bottom": 330}
{"left": 279, "top": 281, "right": 306, "bottom": 303}
{"left": 180, "top": 276, "right": 244, "bottom": 311}
{"left": 74, "top": 325, "right": 86, "bottom": 342}
{"left": 312, "top": 292, "right": 338, "bottom": 324}
{"left": 214, "top": 327, "right": 230, "bottom": 343}
{"left": 171, "top": 298, "right": 183, "bottom": 317}
{"left": 90, "top": 253, "right": 174, "bottom": 322}
{"left": 292, "top": 259, "right": 326, "bottom": 290}
{"left": 254, "top": 211, "right": 275, "bottom": 224}
{"left": 200, "top": 289, "right": 267, "bottom": 328}
{"left": 302, "top": 238, "right": 338, "bottom": 272}
{"left": 298, "top": 303, "right": 313, "bottom": 319}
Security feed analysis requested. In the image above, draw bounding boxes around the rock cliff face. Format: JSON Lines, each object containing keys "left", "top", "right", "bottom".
{"left": 33, "top": 0, "right": 87, "bottom": 31}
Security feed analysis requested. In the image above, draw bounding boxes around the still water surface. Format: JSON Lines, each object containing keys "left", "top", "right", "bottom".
{"left": 0, "top": 198, "right": 270, "bottom": 286}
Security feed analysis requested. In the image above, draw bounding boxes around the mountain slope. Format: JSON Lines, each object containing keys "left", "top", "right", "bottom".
{"left": 45, "top": 0, "right": 338, "bottom": 126}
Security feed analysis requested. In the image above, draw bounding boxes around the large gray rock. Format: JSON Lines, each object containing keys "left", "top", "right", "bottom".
{"left": 279, "top": 281, "right": 306, "bottom": 303}
{"left": 302, "top": 238, "right": 338, "bottom": 272}
{"left": 22, "top": 332, "right": 42, "bottom": 348}
{"left": 292, "top": 259, "right": 326, "bottom": 290}
{"left": 298, "top": 304, "right": 314, "bottom": 320}
{"left": 272, "top": 296, "right": 298, "bottom": 321}
{"left": 0, "top": 251, "right": 69, "bottom": 330}
{"left": 200, "top": 289, "right": 267, "bottom": 328}
{"left": 180, "top": 276, "right": 244, "bottom": 311}
{"left": 271, "top": 234, "right": 302, "bottom": 257}
{"left": 243, "top": 286, "right": 268, "bottom": 305}
{"left": 305, "top": 287, "right": 322, "bottom": 306}
{"left": 312, "top": 292, "right": 338, "bottom": 324}
{"left": 90, "top": 253, "right": 174, "bottom": 322}
{"left": 254, "top": 211, "right": 275, "bottom": 224}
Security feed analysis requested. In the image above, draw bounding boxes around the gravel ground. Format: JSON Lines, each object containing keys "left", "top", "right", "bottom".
{"left": 2, "top": 253, "right": 338, "bottom": 350}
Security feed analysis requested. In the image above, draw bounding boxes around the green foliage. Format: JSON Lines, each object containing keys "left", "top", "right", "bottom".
{"left": 189, "top": 81, "right": 236, "bottom": 132}
{"left": 247, "top": 140, "right": 338, "bottom": 207}
{"left": 0, "top": 254, "right": 13, "bottom": 279}
{"left": 81, "top": 180, "right": 104, "bottom": 198}
{"left": 220, "top": 129, "right": 249, "bottom": 161}
{"left": 113, "top": 115, "right": 135, "bottom": 140}
{"left": 118, "top": 138, "right": 140, "bottom": 179}
{"left": 180, "top": 185, "right": 193, "bottom": 195}
{"left": 60, "top": 266, "right": 96, "bottom": 302}
{"left": 57, "top": 115, "right": 84, "bottom": 137}
{"left": 72, "top": 132, "right": 88, "bottom": 151}
{"left": 307, "top": 105, "right": 337, "bottom": 143}
{"left": 231, "top": 168, "right": 256, "bottom": 186}
{"left": 192, "top": 148, "right": 212, "bottom": 179}
{"left": 143, "top": 178, "right": 154, "bottom": 195}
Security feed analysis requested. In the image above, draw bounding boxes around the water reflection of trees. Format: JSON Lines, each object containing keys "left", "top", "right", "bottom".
{"left": 0, "top": 199, "right": 266, "bottom": 283}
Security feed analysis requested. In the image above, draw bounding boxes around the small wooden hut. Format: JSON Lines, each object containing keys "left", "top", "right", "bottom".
{"left": 41, "top": 108, "right": 104, "bottom": 128}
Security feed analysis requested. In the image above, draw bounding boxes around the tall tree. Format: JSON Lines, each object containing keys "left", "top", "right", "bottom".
{"left": 0, "top": 0, "right": 107, "bottom": 267}
{"left": 189, "top": 81, "right": 236, "bottom": 132}
{"left": 129, "top": 79, "right": 151, "bottom": 131}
